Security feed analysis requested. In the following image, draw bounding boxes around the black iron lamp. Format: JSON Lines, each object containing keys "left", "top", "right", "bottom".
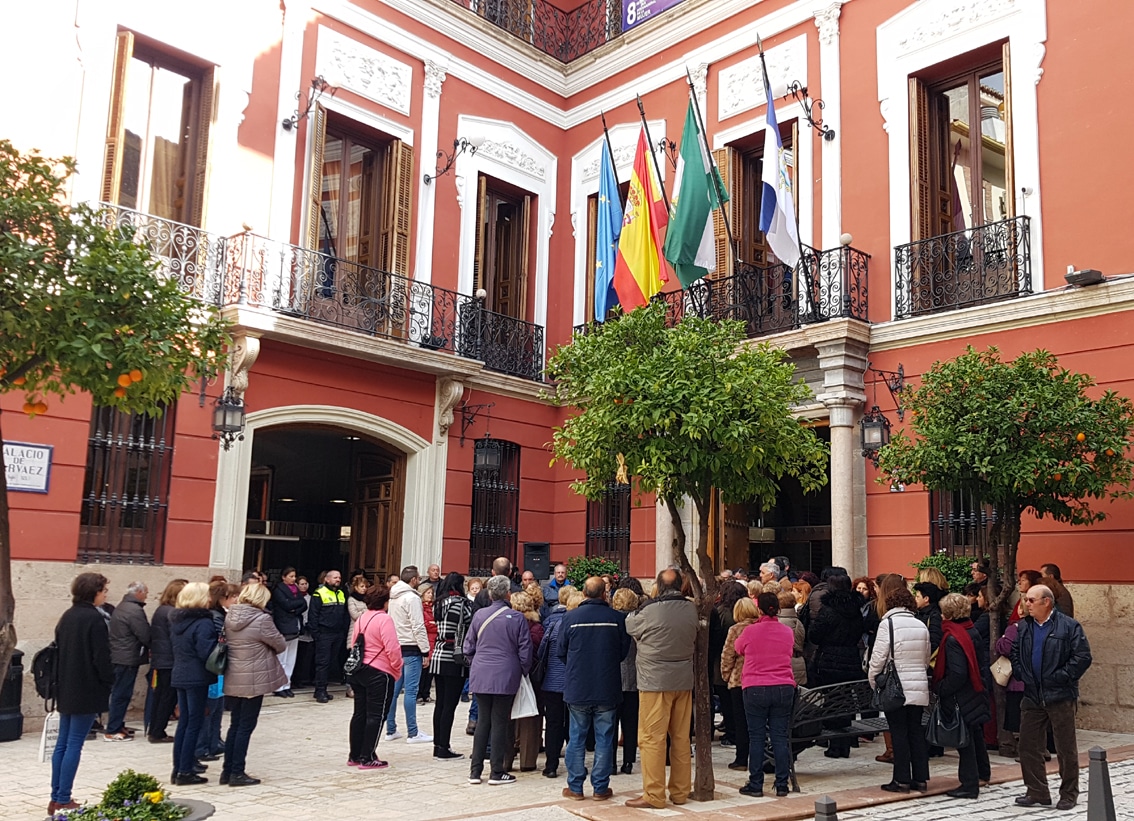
{"left": 424, "top": 137, "right": 483, "bottom": 185}
{"left": 860, "top": 405, "right": 890, "bottom": 467}
{"left": 281, "top": 76, "right": 337, "bottom": 131}
{"left": 473, "top": 434, "right": 502, "bottom": 473}
{"left": 787, "top": 81, "right": 835, "bottom": 141}
{"left": 212, "top": 386, "right": 246, "bottom": 451}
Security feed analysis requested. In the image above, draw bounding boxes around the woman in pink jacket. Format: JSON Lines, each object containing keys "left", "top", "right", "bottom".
{"left": 347, "top": 584, "right": 404, "bottom": 770}
{"left": 734, "top": 592, "right": 797, "bottom": 799}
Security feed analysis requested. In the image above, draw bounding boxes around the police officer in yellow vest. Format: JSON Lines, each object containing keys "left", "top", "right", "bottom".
{"left": 309, "top": 569, "right": 348, "bottom": 703}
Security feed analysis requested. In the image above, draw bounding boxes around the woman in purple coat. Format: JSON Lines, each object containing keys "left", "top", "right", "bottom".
{"left": 463, "top": 575, "right": 532, "bottom": 786}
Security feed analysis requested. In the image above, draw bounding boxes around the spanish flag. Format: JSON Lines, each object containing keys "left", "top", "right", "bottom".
{"left": 613, "top": 128, "right": 669, "bottom": 309}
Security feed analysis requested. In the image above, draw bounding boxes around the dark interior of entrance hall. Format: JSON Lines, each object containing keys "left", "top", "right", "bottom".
{"left": 244, "top": 426, "right": 404, "bottom": 585}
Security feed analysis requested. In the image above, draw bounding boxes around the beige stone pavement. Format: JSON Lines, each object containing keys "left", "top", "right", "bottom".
{"left": 5, "top": 685, "right": 1133, "bottom": 821}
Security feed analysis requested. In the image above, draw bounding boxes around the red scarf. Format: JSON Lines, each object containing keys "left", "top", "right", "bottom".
{"left": 932, "top": 618, "right": 984, "bottom": 693}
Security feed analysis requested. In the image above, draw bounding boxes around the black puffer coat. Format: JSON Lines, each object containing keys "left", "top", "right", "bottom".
{"left": 809, "top": 589, "right": 866, "bottom": 686}
{"left": 936, "top": 626, "right": 991, "bottom": 727}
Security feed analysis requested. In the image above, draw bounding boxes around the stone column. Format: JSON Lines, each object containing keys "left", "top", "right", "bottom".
{"left": 414, "top": 58, "right": 449, "bottom": 284}
{"left": 815, "top": 331, "right": 869, "bottom": 576}
{"left": 814, "top": 2, "right": 845, "bottom": 249}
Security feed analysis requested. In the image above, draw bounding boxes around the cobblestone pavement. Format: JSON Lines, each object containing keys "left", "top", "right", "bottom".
{"left": 5, "top": 686, "right": 1133, "bottom": 820}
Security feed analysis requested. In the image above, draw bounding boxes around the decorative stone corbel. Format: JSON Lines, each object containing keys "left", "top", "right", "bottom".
{"left": 228, "top": 334, "right": 261, "bottom": 397}
{"left": 437, "top": 377, "right": 465, "bottom": 438}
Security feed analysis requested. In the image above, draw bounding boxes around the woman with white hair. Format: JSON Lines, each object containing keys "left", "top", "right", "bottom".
{"left": 463, "top": 575, "right": 533, "bottom": 786}
{"left": 221, "top": 583, "right": 288, "bottom": 787}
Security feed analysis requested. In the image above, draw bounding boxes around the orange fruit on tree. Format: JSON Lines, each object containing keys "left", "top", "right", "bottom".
{"left": 33, "top": 401, "right": 47, "bottom": 414}
{"left": 129, "top": 369, "right": 143, "bottom": 382}
{"left": 1076, "top": 432, "right": 1086, "bottom": 442}
{"left": 1053, "top": 472, "right": 1062, "bottom": 481}
{"left": 116, "top": 373, "right": 132, "bottom": 388}
{"left": 12, "top": 376, "right": 26, "bottom": 385}
{"left": 1106, "top": 448, "right": 1116, "bottom": 457}
{"left": 22, "top": 402, "right": 35, "bottom": 414}
{"left": 114, "top": 386, "right": 127, "bottom": 398}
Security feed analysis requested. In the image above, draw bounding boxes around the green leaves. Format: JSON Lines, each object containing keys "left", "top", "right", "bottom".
{"left": 546, "top": 301, "right": 828, "bottom": 511}
{"left": 0, "top": 140, "right": 230, "bottom": 415}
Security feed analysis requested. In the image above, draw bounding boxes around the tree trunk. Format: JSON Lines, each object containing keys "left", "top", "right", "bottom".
{"left": 0, "top": 405, "right": 17, "bottom": 685}
{"left": 987, "top": 503, "right": 1022, "bottom": 751}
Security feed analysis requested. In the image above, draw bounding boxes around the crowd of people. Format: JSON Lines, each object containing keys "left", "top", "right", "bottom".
{"left": 47, "top": 555, "right": 1092, "bottom": 815}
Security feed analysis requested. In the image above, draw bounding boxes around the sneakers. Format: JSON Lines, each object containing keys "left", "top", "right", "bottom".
{"left": 406, "top": 732, "right": 433, "bottom": 744}
{"left": 434, "top": 748, "right": 464, "bottom": 760}
{"left": 384, "top": 731, "right": 403, "bottom": 742}
{"left": 102, "top": 732, "right": 132, "bottom": 742}
{"left": 468, "top": 774, "right": 483, "bottom": 785}
{"left": 358, "top": 759, "right": 389, "bottom": 770}
{"left": 347, "top": 758, "right": 362, "bottom": 767}
{"left": 488, "top": 773, "right": 517, "bottom": 786}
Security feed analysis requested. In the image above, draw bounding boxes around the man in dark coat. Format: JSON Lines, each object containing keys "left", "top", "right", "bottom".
{"left": 105, "top": 582, "right": 151, "bottom": 740}
{"left": 308, "top": 570, "right": 347, "bottom": 703}
{"left": 557, "top": 576, "right": 630, "bottom": 801}
{"left": 807, "top": 574, "right": 865, "bottom": 758}
{"left": 1011, "top": 584, "right": 1092, "bottom": 811}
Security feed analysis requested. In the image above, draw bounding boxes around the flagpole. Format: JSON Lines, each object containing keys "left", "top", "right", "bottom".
{"left": 757, "top": 35, "right": 817, "bottom": 321}
{"left": 684, "top": 68, "right": 738, "bottom": 268}
{"left": 599, "top": 110, "right": 626, "bottom": 209}
{"left": 635, "top": 94, "right": 671, "bottom": 212}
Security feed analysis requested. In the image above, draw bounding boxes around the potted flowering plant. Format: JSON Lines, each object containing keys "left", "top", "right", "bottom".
{"left": 57, "top": 770, "right": 188, "bottom": 821}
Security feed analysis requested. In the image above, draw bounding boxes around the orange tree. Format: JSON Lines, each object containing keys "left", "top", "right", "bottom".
{"left": 546, "top": 300, "right": 827, "bottom": 800}
{"left": 0, "top": 140, "right": 230, "bottom": 681}
{"left": 878, "top": 346, "right": 1134, "bottom": 651}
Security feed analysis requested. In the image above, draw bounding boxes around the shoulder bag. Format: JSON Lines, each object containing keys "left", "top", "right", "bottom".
{"left": 205, "top": 626, "right": 228, "bottom": 675}
{"left": 454, "top": 605, "right": 506, "bottom": 668}
{"left": 343, "top": 613, "right": 376, "bottom": 678}
{"left": 990, "top": 654, "right": 1013, "bottom": 687}
{"left": 871, "top": 616, "right": 906, "bottom": 712}
{"left": 926, "top": 699, "right": 971, "bottom": 748}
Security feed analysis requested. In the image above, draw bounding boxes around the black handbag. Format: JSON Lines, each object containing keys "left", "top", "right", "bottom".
{"left": 871, "top": 617, "right": 906, "bottom": 712}
{"left": 343, "top": 614, "right": 373, "bottom": 678}
{"left": 205, "top": 627, "right": 228, "bottom": 676}
{"left": 926, "top": 699, "right": 971, "bottom": 748}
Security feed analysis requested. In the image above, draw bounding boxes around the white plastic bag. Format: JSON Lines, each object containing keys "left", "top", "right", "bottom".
{"left": 510, "top": 675, "right": 539, "bottom": 719}
{"left": 38, "top": 711, "right": 59, "bottom": 764}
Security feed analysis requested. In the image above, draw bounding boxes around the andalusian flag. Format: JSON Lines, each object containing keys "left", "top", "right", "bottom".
{"left": 613, "top": 129, "right": 669, "bottom": 309}
{"left": 664, "top": 98, "right": 727, "bottom": 288}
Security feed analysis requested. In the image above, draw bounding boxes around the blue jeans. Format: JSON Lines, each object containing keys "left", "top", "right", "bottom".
{"left": 173, "top": 686, "right": 208, "bottom": 775}
{"left": 107, "top": 664, "right": 138, "bottom": 734}
{"left": 222, "top": 695, "right": 263, "bottom": 776}
{"left": 743, "top": 684, "right": 795, "bottom": 792}
{"left": 385, "top": 654, "right": 422, "bottom": 737}
{"left": 469, "top": 693, "right": 478, "bottom": 721}
{"left": 51, "top": 713, "right": 96, "bottom": 804}
{"left": 196, "top": 695, "right": 224, "bottom": 756}
{"left": 566, "top": 704, "right": 617, "bottom": 794}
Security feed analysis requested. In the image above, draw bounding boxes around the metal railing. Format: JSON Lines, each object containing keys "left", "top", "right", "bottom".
{"left": 454, "top": 0, "right": 622, "bottom": 63}
{"left": 100, "top": 204, "right": 545, "bottom": 381}
{"left": 895, "top": 215, "right": 1032, "bottom": 319}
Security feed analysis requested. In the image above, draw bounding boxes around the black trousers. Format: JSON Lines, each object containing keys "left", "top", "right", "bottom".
{"left": 884, "top": 704, "right": 930, "bottom": 785}
{"left": 222, "top": 695, "right": 263, "bottom": 777}
{"left": 729, "top": 687, "right": 749, "bottom": 765}
{"left": 618, "top": 690, "right": 639, "bottom": 766}
{"left": 348, "top": 665, "right": 396, "bottom": 763}
{"left": 148, "top": 668, "right": 177, "bottom": 739}
{"left": 957, "top": 723, "right": 991, "bottom": 791}
{"left": 714, "top": 683, "right": 734, "bottom": 742}
{"left": 432, "top": 674, "right": 464, "bottom": 754}
{"left": 542, "top": 690, "right": 567, "bottom": 770}
{"left": 472, "top": 692, "right": 515, "bottom": 780}
{"left": 313, "top": 633, "right": 339, "bottom": 691}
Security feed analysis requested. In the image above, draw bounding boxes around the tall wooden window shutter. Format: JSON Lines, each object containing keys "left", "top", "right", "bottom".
{"left": 516, "top": 194, "right": 531, "bottom": 318}
{"left": 303, "top": 104, "right": 328, "bottom": 251}
{"left": 472, "top": 175, "right": 488, "bottom": 293}
{"left": 712, "top": 147, "right": 740, "bottom": 278}
{"left": 1002, "top": 42, "right": 1015, "bottom": 220}
{"left": 908, "top": 78, "right": 933, "bottom": 242}
{"left": 585, "top": 195, "right": 599, "bottom": 321}
{"left": 188, "top": 66, "right": 217, "bottom": 229}
{"left": 101, "top": 31, "right": 134, "bottom": 205}
{"left": 380, "top": 140, "right": 414, "bottom": 276}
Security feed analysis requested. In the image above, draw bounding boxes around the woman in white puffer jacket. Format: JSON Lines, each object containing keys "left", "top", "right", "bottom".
{"left": 868, "top": 574, "right": 931, "bottom": 795}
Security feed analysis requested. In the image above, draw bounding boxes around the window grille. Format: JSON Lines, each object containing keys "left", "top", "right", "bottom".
{"left": 79, "top": 404, "right": 175, "bottom": 564}
{"left": 930, "top": 488, "right": 996, "bottom": 559}
{"left": 469, "top": 438, "right": 520, "bottom": 577}
{"left": 585, "top": 481, "right": 630, "bottom": 571}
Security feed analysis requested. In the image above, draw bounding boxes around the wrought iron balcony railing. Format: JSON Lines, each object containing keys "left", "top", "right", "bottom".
{"left": 99, "top": 204, "right": 545, "bottom": 381}
{"left": 453, "top": 0, "right": 622, "bottom": 63}
{"left": 574, "top": 243, "right": 870, "bottom": 339}
{"left": 894, "top": 215, "right": 1032, "bottom": 319}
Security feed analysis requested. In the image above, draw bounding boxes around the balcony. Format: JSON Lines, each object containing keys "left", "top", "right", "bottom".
{"left": 894, "top": 215, "right": 1032, "bottom": 319}
{"left": 101, "top": 204, "right": 545, "bottom": 382}
{"left": 452, "top": 0, "right": 622, "bottom": 63}
{"left": 577, "top": 243, "right": 870, "bottom": 338}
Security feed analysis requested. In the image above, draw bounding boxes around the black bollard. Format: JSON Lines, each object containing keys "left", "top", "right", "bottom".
{"left": 1086, "top": 746, "right": 1116, "bottom": 821}
{"left": 815, "top": 795, "right": 838, "bottom": 821}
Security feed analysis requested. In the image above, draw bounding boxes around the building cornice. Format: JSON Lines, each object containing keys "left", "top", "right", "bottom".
{"left": 869, "top": 275, "right": 1134, "bottom": 353}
